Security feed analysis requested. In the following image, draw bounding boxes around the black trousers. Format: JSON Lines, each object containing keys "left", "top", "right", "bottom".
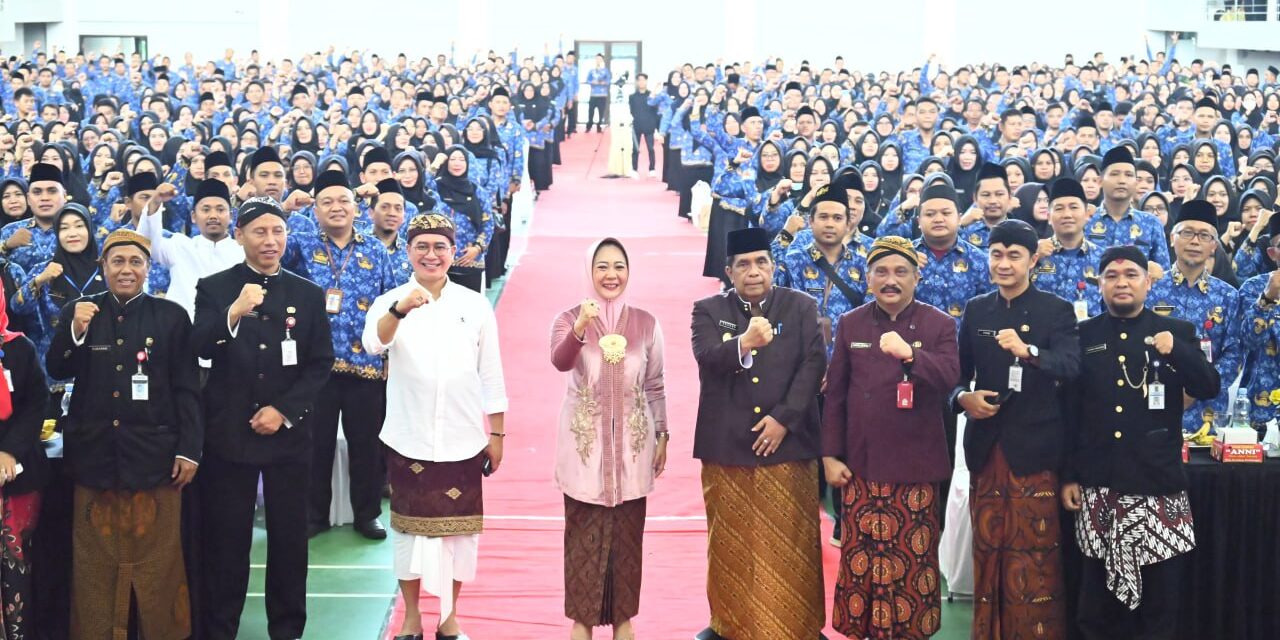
{"left": 486, "top": 195, "right": 512, "bottom": 282}
{"left": 1078, "top": 554, "right": 1185, "bottom": 640}
{"left": 677, "top": 165, "right": 713, "bottom": 219}
{"left": 308, "top": 375, "right": 386, "bottom": 526}
{"left": 201, "top": 453, "right": 310, "bottom": 640}
{"left": 567, "top": 102, "right": 578, "bottom": 136}
{"left": 632, "top": 129, "right": 656, "bottom": 171}
{"left": 586, "top": 96, "right": 607, "bottom": 131}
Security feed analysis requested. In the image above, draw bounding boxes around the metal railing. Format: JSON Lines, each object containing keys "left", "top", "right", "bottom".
{"left": 1204, "top": 0, "right": 1273, "bottom": 21}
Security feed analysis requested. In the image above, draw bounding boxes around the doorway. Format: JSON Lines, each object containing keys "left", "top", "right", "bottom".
{"left": 572, "top": 40, "right": 642, "bottom": 129}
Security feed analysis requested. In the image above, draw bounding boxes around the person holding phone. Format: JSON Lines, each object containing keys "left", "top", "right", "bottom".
{"left": 362, "top": 213, "right": 507, "bottom": 640}
{"left": 952, "top": 219, "right": 1081, "bottom": 639}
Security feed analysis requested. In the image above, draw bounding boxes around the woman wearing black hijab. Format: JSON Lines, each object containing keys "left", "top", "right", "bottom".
{"left": 517, "top": 82, "right": 557, "bottom": 194}
{"left": 0, "top": 178, "right": 31, "bottom": 223}
{"left": 878, "top": 141, "right": 905, "bottom": 202}
{"left": 435, "top": 146, "right": 491, "bottom": 292}
{"left": 290, "top": 118, "right": 320, "bottom": 155}
{"left": 660, "top": 73, "right": 683, "bottom": 189}
{"left": 946, "top": 135, "right": 984, "bottom": 210}
{"left": 392, "top": 150, "right": 438, "bottom": 214}
{"left": 41, "top": 142, "right": 92, "bottom": 207}
{"left": 24, "top": 205, "right": 105, "bottom": 385}
{"left": 288, "top": 151, "right": 317, "bottom": 194}
{"left": 1011, "top": 182, "right": 1051, "bottom": 238}
{"left": 462, "top": 117, "right": 504, "bottom": 209}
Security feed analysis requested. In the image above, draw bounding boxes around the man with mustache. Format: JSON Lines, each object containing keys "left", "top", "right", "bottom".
{"left": 1145, "top": 199, "right": 1243, "bottom": 435}
{"left": 46, "top": 229, "right": 202, "bottom": 640}
{"left": 1062, "top": 246, "right": 1218, "bottom": 639}
{"left": 691, "top": 227, "right": 827, "bottom": 640}
{"left": 822, "top": 235, "right": 959, "bottom": 640}
{"left": 953, "top": 219, "right": 1080, "bottom": 638}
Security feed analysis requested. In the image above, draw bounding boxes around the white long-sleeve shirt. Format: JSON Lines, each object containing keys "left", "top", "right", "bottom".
{"left": 137, "top": 206, "right": 245, "bottom": 319}
{"left": 363, "top": 278, "right": 508, "bottom": 462}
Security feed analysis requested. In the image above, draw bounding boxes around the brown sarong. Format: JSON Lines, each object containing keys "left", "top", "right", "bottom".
{"left": 563, "top": 495, "right": 647, "bottom": 627}
{"left": 702, "top": 460, "right": 824, "bottom": 640}
{"left": 970, "top": 446, "right": 1066, "bottom": 639}
{"left": 70, "top": 485, "right": 190, "bottom": 640}
{"left": 386, "top": 449, "right": 484, "bottom": 537}
{"left": 833, "top": 474, "right": 942, "bottom": 640}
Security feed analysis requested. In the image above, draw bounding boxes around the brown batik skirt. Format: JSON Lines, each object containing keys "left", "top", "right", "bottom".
{"left": 833, "top": 474, "right": 942, "bottom": 640}
{"left": 70, "top": 485, "right": 190, "bottom": 640}
{"left": 970, "top": 447, "right": 1066, "bottom": 639}
{"left": 563, "top": 495, "right": 647, "bottom": 627}
{"left": 386, "top": 449, "right": 485, "bottom": 537}
{"left": 702, "top": 460, "right": 825, "bottom": 640}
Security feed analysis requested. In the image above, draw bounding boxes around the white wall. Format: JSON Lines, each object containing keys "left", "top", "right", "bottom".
{"left": 11, "top": 0, "right": 1280, "bottom": 80}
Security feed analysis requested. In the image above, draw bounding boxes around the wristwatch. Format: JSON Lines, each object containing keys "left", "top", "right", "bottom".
{"left": 1026, "top": 344, "right": 1040, "bottom": 359}
{"left": 388, "top": 301, "right": 407, "bottom": 319}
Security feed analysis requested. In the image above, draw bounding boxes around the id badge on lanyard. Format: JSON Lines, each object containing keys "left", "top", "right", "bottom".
{"left": 132, "top": 350, "right": 149, "bottom": 401}
{"left": 1008, "top": 360, "right": 1023, "bottom": 392}
{"left": 324, "top": 288, "right": 343, "bottom": 315}
{"left": 282, "top": 317, "right": 298, "bottom": 367}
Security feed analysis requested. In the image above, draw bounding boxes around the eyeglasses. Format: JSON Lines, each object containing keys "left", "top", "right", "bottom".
{"left": 411, "top": 243, "right": 453, "bottom": 255}
{"left": 1175, "top": 229, "right": 1217, "bottom": 243}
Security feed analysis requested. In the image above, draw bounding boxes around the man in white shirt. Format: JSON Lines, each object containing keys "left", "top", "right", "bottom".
{"left": 362, "top": 213, "right": 507, "bottom": 640}
{"left": 140, "top": 178, "right": 245, "bottom": 318}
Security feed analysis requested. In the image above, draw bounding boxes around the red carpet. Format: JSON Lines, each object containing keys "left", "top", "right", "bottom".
{"left": 384, "top": 133, "right": 844, "bottom": 639}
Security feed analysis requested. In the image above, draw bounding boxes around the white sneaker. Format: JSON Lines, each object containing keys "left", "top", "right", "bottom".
{"left": 629, "top": 170, "right": 639, "bottom": 179}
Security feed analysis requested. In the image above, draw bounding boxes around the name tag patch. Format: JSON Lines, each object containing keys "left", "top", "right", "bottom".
{"left": 1085, "top": 343, "right": 1107, "bottom": 354}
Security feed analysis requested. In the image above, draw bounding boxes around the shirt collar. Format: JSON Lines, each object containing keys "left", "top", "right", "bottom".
{"left": 1171, "top": 265, "right": 1211, "bottom": 293}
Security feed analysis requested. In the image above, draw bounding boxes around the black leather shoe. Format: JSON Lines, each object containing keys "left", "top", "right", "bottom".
{"left": 694, "top": 627, "right": 725, "bottom": 640}
{"left": 355, "top": 518, "right": 387, "bottom": 540}
{"left": 435, "top": 632, "right": 469, "bottom": 640}
{"left": 393, "top": 635, "right": 422, "bottom": 640}
{"left": 306, "top": 521, "right": 329, "bottom": 539}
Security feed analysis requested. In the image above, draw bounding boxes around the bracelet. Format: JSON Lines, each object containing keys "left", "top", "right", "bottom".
{"left": 655, "top": 431, "right": 670, "bottom": 442}
{"left": 489, "top": 432, "right": 506, "bottom": 438}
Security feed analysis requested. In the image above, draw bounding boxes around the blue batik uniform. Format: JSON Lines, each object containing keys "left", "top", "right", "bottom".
{"left": 707, "top": 140, "right": 761, "bottom": 222}
{"left": 896, "top": 129, "right": 944, "bottom": 174}
{"left": 491, "top": 117, "right": 526, "bottom": 189}
{"left": 437, "top": 202, "right": 497, "bottom": 266}
{"left": 380, "top": 235, "right": 412, "bottom": 283}
{"left": 777, "top": 242, "right": 867, "bottom": 357}
{"left": 586, "top": 68, "right": 612, "bottom": 98}
{"left": 1031, "top": 238, "right": 1105, "bottom": 318}
{"left": 0, "top": 219, "right": 58, "bottom": 273}
{"left": 959, "top": 219, "right": 1008, "bottom": 249}
{"left": 284, "top": 230, "right": 399, "bottom": 380}
{"left": 1084, "top": 208, "right": 1171, "bottom": 268}
{"left": 1232, "top": 239, "right": 1270, "bottom": 281}
{"left": 913, "top": 238, "right": 994, "bottom": 323}
{"left": 773, "top": 229, "right": 872, "bottom": 272}
{"left": 1148, "top": 267, "right": 1243, "bottom": 433}
{"left": 1234, "top": 274, "right": 1280, "bottom": 426}
{"left": 1155, "top": 126, "right": 1237, "bottom": 178}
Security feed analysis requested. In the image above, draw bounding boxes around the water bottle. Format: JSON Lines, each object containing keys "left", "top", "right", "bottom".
{"left": 1231, "top": 388, "right": 1252, "bottom": 432}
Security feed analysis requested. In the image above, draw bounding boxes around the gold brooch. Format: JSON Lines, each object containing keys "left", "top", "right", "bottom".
{"left": 599, "top": 334, "right": 627, "bottom": 364}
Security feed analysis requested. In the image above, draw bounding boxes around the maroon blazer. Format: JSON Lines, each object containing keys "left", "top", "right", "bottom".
{"left": 822, "top": 299, "right": 959, "bottom": 484}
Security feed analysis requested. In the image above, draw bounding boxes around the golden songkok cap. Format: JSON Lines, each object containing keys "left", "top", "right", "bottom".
{"left": 101, "top": 229, "right": 152, "bottom": 258}
{"left": 406, "top": 213, "right": 455, "bottom": 244}
{"left": 867, "top": 235, "right": 919, "bottom": 267}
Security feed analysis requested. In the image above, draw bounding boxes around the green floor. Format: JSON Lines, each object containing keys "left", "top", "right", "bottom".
{"left": 233, "top": 504, "right": 974, "bottom": 639}
{"left": 238, "top": 508, "right": 396, "bottom": 639}
{"left": 234, "top": 273, "right": 975, "bottom": 639}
